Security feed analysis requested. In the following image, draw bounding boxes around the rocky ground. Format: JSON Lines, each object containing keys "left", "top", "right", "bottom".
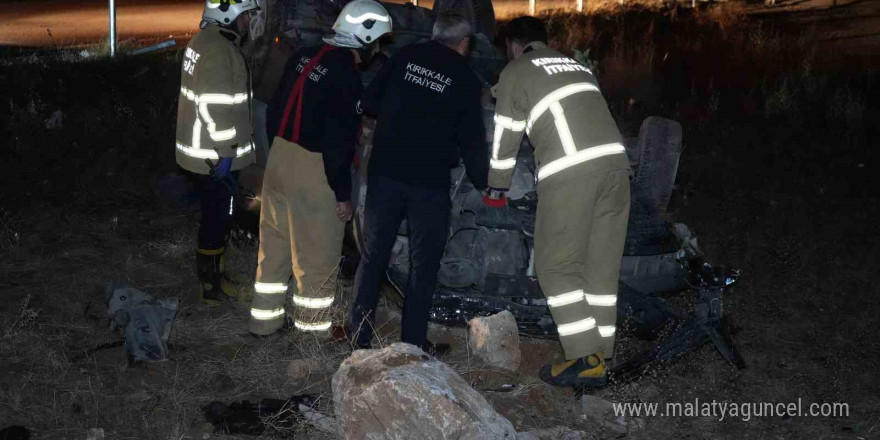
{"left": 1, "top": 3, "right": 878, "bottom": 439}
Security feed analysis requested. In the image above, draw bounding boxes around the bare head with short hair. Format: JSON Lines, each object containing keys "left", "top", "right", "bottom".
{"left": 503, "top": 16, "right": 547, "bottom": 61}
{"left": 432, "top": 13, "right": 472, "bottom": 55}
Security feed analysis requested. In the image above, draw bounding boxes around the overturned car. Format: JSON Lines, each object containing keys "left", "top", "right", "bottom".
{"left": 238, "top": 0, "right": 742, "bottom": 380}
{"left": 352, "top": 114, "right": 742, "bottom": 380}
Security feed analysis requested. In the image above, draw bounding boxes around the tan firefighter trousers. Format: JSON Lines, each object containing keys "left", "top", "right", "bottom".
{"left": 248, "top": 137, "right": 346, "bottom": 335}
{"left": 535, "top": 168, "right": 630, "bottom": 360}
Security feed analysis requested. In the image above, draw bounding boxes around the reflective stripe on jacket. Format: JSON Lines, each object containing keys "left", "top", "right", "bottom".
{"left": 175, "top": 23, "right": 255, "bottom": 174}
{"left": 488, "top": 42, "right": 631, "bottom": 189}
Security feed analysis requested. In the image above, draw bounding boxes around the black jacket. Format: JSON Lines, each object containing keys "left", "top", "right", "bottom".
{"left": 363, "top": 41, "right": 489, "bottom": 190}
{"left": 267, "top": 45, "right": 362, "bottom": 202}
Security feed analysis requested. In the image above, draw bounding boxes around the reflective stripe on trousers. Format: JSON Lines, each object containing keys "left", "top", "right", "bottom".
{"left": 535, "top": 169, "right": 630, "bottom": 359}
{"left": 546, "top": 289, "right": 618, "bottom": 339}
{"left": 249, "top": 281, "right": 288, "bottom": 334}
{"left": 248, "top": 138, "right": 344, "bottom": 335}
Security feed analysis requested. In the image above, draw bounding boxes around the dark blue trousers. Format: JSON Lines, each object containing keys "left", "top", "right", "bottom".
{"left": 193, "top": 172, "right": 238, "bottom": 251}
{"left": 350, "top": 175, "right": 451, "bottom": 348}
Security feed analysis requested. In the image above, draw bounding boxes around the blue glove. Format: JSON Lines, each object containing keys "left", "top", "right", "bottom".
{"left": 205, "top": 157, "right": 237, "bottom": 196}
{"left": 210, "top": 157, "right": 233, "bottom": 180}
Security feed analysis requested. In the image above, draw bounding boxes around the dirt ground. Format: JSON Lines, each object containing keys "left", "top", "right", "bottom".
{"left": 1, "top": 2, "right": 879, "bottom": 439}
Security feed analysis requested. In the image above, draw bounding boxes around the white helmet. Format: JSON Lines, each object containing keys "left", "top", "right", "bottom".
{"left": 202, "top": 0, "right": 260, "bottom": 27}
{"left": 323, "top": 0, "right": 393, "bottom": 49}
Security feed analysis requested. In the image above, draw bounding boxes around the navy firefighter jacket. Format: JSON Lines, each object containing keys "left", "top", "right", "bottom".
{"left": 363, "top": 40, "right": 489, "bottom": 191}
{"left": 267, "top": 45, "right": 362, "bottom": 202}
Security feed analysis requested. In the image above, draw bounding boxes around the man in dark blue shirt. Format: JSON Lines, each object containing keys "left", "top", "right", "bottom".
{"left": 342, "top": 14, "right": 489, "bottom": 351}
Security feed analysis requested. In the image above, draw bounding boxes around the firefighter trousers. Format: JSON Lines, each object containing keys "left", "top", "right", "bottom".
{"left": 535, "top": 168, "right": 630, "bottom": 360}
{"left": 249, "top": 137, "right": 346, "bottom": 335}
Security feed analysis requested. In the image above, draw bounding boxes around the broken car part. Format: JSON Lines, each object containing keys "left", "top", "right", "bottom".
{"left": 353, "top": 117, "right": 744, "bottom": 381}
{"left": 105, "top": 282, "right": 179, "bottom": 363}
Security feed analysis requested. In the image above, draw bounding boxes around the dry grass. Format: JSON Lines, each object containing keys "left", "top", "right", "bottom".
{"left": 522, "top": 2, "right": 874, "bottom": 140}
{"left": 495, "top": 0, "right": 677, "bottom": 18}
{"left": 0, "top": 204, "right": 355, "bottom": 438}
{"left": 0, "top": 2, "right": 876, "bottom": 438}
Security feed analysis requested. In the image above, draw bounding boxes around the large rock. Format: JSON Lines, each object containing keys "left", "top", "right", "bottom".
{"left": 333, "top": 343, "right": 517, "bottom": 440}
{"left": 468, "top": 311, "right": 522, "bottom": 372}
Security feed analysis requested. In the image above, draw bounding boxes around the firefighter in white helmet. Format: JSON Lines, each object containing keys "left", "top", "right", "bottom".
{"left": 248, "top": 0, "right": 392, "bottom": 336}
{"left": 175, "top": 0, "right": 259, "bottom": 305}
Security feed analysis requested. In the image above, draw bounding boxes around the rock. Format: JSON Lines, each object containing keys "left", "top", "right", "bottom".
{"left": 333, "top": 343, "right": 517, "bottom": 440}
{"left": 516, "top": 426, "right": 585, "bottom": 440}
{"left": 44, "top": 109, "right": 64, "bottom": 130}
{"left": 468, "top": 311, "right": 521, "bottom": 372}
{"left": 86, "top": 428, "right": 105, "bottom": 440}
{"left": 298, "top": 404, "right": 337, "bottom": 434}
{"left": 580, "top": 395, "right": 640, "bottom": 436}
{"left": 123, "top": 389, "right": 153, "bottom": 404}
{"left": 287, "top": 358, "right": 321, "bottom": 381}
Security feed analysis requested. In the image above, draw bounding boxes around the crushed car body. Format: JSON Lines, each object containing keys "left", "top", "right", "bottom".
{"left": 352, "top": 116, "right": 743, "bottom": 378}
{"left": 238, "top": 0, "right": 743, "bottom": 377}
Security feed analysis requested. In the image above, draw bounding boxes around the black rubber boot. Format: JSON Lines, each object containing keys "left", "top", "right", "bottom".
{"left": 196, "top": 251, "right": 237, "bottom": 306}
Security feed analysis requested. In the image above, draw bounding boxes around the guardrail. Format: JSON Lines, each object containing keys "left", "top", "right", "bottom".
{"left": 109, "top": 0, "right": 116, "bottom": 58}
{"left": 106, "top": 0, "right": 176, "bottom": 58}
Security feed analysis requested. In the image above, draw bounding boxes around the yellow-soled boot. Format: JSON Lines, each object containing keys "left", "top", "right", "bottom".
{"left": 539, "top": 353, "right": 607, "bottom": 388}
{"left": 217, "top": 251, "right": 249, "bottom": 301}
